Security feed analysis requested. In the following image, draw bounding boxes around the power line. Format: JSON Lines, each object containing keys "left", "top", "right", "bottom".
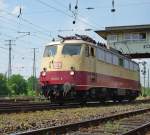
{"left": 1, "top": 9, "right": 52, "bottom": 38}
{"left": 1, "top": 31, "right": 42, "bottom": 61}
{"left": 36, "top": 0, "right": 99, "bottom": 29}
{"left": 148, "top": 69, "right": 150, "bottom": 88}
{"left": 0, "top": 47, "right": 8, "bottom": 55}
{"left": 0, "top": 15, "right": 51, "bottom": 39}
{"left": 36, "top": 0, "right": 72, "bottom": 17}
{"left": 85, "top": 1, "right": 150, "bottom": 9}
{"left": 0, "top": 46, "right": 7, "bottom": 50}
{"left": 0, "top": 20, "right": 48, "bottom": 49}
{"left": 49, "top": 0, "right": 108, "bottom": 28}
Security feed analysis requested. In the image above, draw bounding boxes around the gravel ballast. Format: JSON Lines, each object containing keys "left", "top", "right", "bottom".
{"left": 1, "top": 103, "right": 150, "bottom": 134}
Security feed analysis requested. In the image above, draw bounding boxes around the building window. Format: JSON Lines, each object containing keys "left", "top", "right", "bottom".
{"left": 124, "top": 33, "right": 132, "bottom": 40}
{"left": 124, "top": 33, "right": 146, "bottom": 41}
{"left": 107, "top": 34, "right": 118, "bottom": 42}
{"left": 139, "top": 33, "right": 146, "bottom": 40}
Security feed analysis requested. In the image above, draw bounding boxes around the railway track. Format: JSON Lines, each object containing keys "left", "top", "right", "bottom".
{"left": 13, "top": 107, "right": 150, "bottom": 135}
{"left": 0, "top": 96, "right": 38, "bottom": 102}
{"left": 1, "top": 98, "right": 150, "bottom": 114}
{"left": 75, "top": 109, "right": 150, "bottom": 135}
{"left": 0, "top": 102, "right": 82, "bottom": 114}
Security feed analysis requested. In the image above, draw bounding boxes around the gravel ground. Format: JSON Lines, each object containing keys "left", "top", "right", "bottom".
{"left": 1, "top": 103, "right": 150, "bottom": 134}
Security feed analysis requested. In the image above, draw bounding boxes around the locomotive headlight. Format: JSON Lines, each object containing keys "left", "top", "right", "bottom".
{"left": 41, "top": 68, "right": 47, "bottom": 77}
{"left": 70, "top": 71, "right": 75, "bottom": 76}
{"left": 42, "top": 71, "right": 46, "bottom": 77}
{"left": 70, "top": 67, "right": 75, "bottom": 76}
{"left": 70, "top": 66, "right": 75, "bottom": 76}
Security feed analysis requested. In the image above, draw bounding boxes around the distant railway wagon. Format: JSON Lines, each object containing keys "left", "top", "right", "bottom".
{"left": 39, "top": 35, "right": 141, "bottom": 103}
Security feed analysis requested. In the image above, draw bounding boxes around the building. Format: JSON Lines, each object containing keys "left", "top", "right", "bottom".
{"left": 95, "top": 24, "right": 150, "bottom": 58}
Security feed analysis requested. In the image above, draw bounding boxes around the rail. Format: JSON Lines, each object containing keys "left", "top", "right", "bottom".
{"left": 13, "top": 108, "right": 150, "bottom": 135}
{"left": 1, "top": 98, "right": 150, "bottom": 114}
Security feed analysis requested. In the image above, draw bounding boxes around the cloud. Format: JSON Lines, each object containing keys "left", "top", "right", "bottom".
{"left": 0, "top": 0, "right": 5, "bottom": 10}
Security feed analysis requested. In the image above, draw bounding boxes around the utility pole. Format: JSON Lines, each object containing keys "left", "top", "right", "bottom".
{"left": 142, "top": 61, "right": 147, "bottom": 96}
{"left": 32, "top": 48, "right": 38, "bottom": 92}
{"left": 139, "top": 61, "right": 147, "bottom": 96}
{"left": 5, "top": 40, "right": 15, "bottom": 79}
{"left": 142, "top": 61, "right": 146, "bottom": 89}
{"left": 148, "top": 69, "right": 150, "bottom": 88}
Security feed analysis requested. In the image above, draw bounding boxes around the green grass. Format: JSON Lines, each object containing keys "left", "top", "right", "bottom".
{"left": 141, "top": 87, "right": 150, "bottom": 97}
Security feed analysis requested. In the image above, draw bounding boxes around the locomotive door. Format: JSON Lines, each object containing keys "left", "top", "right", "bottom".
{"left": 89, "top": 47, "right": 96, "bottom": 82}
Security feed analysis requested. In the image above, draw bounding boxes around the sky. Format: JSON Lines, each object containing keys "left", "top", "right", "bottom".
{"left": 0, "top": 0, "right": 150, "bottom": 85}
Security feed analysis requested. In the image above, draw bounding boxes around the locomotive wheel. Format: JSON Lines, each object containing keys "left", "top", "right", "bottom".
{"left": 117, "top": 98, "right": 123, "bottom": 102}
{"left": 113, "top": 99, "right": 117, "bottom": 103}
{"left": 128, "top": 96, "right": 136, "bottom": 102}
{"left": 99, "top": 98, "right": 105, "bottom": 104}
{"left": 80, "top": 102, "right": 87, "bottom": 106}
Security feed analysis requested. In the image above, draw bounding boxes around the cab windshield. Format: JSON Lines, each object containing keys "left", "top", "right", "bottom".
{"left": 43, "top": 45, "right": 57, "bottom": 57}
{"left": 62, "top": 44, "right": 81, "bottom": 55}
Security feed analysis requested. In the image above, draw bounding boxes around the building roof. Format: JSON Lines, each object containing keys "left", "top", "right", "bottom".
{"left": 95, "top": 24, "right": 150, "bottom": 40}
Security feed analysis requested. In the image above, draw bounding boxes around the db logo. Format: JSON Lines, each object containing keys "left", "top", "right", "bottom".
{"left": 53, "top": 62, "right": 62, "bottom": 69}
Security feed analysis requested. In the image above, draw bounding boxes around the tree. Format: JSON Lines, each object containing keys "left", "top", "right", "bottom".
{"left": 0, "top": 73, "right": 10, "bottom": 96}
{"left": 27, "top": 76, "right": 38, "bottom": 96}
{"left": 8, "top": 74, "right": 27, "bottom": 95}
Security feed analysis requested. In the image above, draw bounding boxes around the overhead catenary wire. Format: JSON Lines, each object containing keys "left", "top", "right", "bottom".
{"left": 2, "top": 29, "right": 40, "bottom": 77}
{"left": 1, "top": 10, "right": 85, "bottom": 41}
{"left": 0, "top": 1, "right": 100, "bottom": 40}
{"left": 1, "top": 9, "right": 52, "bottom": 38}
{"left": 0, "top": 18, "right": 48, "bottom": 43}
{"left": 84, "top": 1, "right": 150, "bottom": 9}
{"left": 35, "top": 0, "right": 99, "bottom": 29}
{"left": 0, "top": 25, "right": 44, "bottom": 59}
{"left": 45, "top": 0, "right": 103, "bottom": 29}
{"left": 0, "top": 18, "right": 49, "bottom": 46}
{"left": 0, "top": 46, "right": 7, "bottom": 50}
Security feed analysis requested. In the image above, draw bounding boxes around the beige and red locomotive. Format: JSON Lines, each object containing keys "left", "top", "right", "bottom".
{"left": 39, "top": 35, "right": 141, "bottom": 103}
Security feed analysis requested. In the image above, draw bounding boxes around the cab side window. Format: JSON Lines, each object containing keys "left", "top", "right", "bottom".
{"left": 85, "top": 46, "right": 89, "bottom": 57}
{"left": 119, "top": 58, "right": 124, "bottom": 67}
{"left": 90, "top": 47, "right": 95, "bottom": 57}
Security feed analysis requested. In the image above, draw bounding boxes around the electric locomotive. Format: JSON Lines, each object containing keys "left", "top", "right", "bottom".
{"left": 39, "top": 34, "right": 141, "bottom": 103}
